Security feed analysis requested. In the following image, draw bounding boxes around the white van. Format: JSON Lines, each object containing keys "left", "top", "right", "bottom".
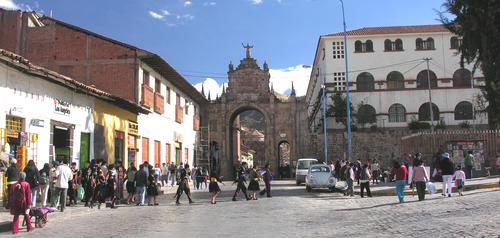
{"left": 295, "top": 158, "right": 318, "bottom": 185}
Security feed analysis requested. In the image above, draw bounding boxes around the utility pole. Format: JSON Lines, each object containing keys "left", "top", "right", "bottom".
{"left": 339, "top": 0, "right": 352, "bottom": 161}
{"left": 322, "top": 78, "right": 328, "bottom": 163}
{"left": 424, "top": 57, "right": 436, "bottom": 152}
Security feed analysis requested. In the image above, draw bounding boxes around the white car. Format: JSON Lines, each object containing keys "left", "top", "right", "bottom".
{"left": 295, "top": 158, "right": 318, "bottom": 185}
{"left": 305, "top": 164, "right": 337, "bottom": 192}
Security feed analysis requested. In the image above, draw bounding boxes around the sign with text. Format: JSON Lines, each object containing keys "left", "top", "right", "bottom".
{"left": 54, "top": 99, "right": 71, "bottom": 115}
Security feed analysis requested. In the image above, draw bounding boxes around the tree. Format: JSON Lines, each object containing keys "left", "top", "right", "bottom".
{"left": 327, "top": 91, "right": 355, "bottom": 128}
{"left": 440, "top": 0, "right": 500, "bottom": 129}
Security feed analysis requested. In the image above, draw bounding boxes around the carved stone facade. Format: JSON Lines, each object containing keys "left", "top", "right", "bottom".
{"left": 206, "top": 47, "right": 311, "bottom": 178}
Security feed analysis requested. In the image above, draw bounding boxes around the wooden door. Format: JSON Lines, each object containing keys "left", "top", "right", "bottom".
{"left": 142, "top": 137, "right": 149, "bottom": 164}
{"left": 154, "top": 140, "right": 161, "bottom": 166}
{"left": 165, "top": 143, "right": 171, "bottom": 164}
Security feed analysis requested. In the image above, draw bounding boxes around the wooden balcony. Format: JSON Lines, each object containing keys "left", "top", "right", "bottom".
{"left": 154, "top": 92, "right": 164, "bottom": 114}
{"left": 193, "top": 115, "right": 200, "bottom": 131}
{"left": 141, "top": 84, "right": 154, "bottom": 109}
{"left": 175, "top": 105, "right": 183, "bottom": 124}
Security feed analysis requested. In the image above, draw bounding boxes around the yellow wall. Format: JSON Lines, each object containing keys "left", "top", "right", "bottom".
{"left": 93, "top": 99, "right": 138, "bottom": 166}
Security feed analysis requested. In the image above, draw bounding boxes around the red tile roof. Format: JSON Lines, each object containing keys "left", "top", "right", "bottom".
{"left": 325, "top": 24, "right": 448, "bottom": 37}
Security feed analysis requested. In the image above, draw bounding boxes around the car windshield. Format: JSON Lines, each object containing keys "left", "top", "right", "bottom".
{"left": 297, "top": 160, "right": 317, "bottom": 170}
{"left": 311, "top": 166, "right": 330, "bottom": 173}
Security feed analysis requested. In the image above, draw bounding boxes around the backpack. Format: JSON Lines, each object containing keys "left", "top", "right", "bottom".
{"left": 39, "top": 172, "right": 48, "bottom": 185}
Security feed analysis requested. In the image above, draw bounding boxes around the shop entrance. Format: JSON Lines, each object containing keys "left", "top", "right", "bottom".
{"left": 114, "top": 131, "right": 124, "bottom": 164}
{"left": 51, "top": 120, "right": 73, "bottom": 163}
{"left": 5, "top": 116, "right": 23, "bottom": 161}
{"left": 79, "top": 133, "right": 90, "bottom": 169}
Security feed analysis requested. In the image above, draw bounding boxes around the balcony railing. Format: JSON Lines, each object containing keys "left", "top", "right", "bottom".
{"left": 175, "top": 105, "right": 183, "bottom": 124}
{"left": 154, "top": 92, "right": 164, "bottom": 114}
{"left": 193, "top": 115, "right": 200, "bottom": 131}
{"left": 141, "top": 84, "right": 154, "bottom": 109}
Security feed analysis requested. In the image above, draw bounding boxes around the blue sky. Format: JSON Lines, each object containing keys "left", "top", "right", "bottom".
{"left": 0, "top": 0, "right": 449, "bottom": 96}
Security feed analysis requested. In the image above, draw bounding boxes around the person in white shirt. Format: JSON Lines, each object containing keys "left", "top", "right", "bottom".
{"left": 53, "top": 159, "right": 73, "bottom": 212}
{"left": 453, "top": 165, "right": 466, "bottom": 196}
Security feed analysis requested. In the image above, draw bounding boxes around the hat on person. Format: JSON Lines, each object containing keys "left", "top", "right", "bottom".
{"left": 53, "top": 160, "right": 60, "bottom": 166}
{"left": 442, "top": 152, "right": 450, "bottom": 159}
{"left": 10, "top": 158, "right": 17, "bottom": 164}
{"left": 19, "top": 172, "right": 26, "bottom": 180}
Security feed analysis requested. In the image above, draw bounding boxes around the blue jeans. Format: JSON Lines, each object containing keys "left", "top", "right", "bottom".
{"left": 395, "top": 180, "right": 406, "bottom": 203}
{"left": 136, "top": 186, "right": 146, "bottom": 205}
{"left": 31, "top": 188, "right": 37, "bottom": 207}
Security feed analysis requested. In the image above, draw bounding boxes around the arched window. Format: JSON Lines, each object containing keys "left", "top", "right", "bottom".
{"left": 416, "top": 38, "right": 423, "bottom": 50}
{"left": 416, "top": 70, "right": 438, "bottom": 89}
{"left": 384, "top": 39, "right": 392, "bottom": 51}
{"left": 387, "top": 71, "right": 405, "bottom": 89}
{"left": 356, "top": 72, "right": 375, "bottom": 91}
{"left": 450, "top": 36, "right": 460, "bottom": 49}
{"left": 453, "top": 68, "right": 472, "bottom": 88}
{"left": 357, "top": 104, "right": 377, "bottom": 124}
{"left": 355, "top": 40, "right": 362, "bottom": 52}
{"left": 388, "top": 104, "right": 406, "bottom": 123}
{"left": 395, "top": 39, "right": 403, "bottom": 51}
{"left": 454, "top": 101, "right": 474, "bottom": 120}
{"left": 418, "top": 103, "right": 439, "bottom": 121}
{"left": 426, "top": 37, "right": 435, "bottom": 50}
{"left": 365, "top": 40, "right": 373, "bottom": 52}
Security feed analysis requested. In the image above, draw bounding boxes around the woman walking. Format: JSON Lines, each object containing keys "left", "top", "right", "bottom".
{"left": 10, "top": 172, "right": 32, "bottom": 234}
{"left": 392, "top": 161, "right": 408, "bottom": 203}
{"left": 38, "top": 163, "right": 50, "bottom": 207}
{"left": 147, "top": 168, "right": 159, "bottom": 206}
{"left": 24, "top": 160, "right": 39, "bottom": 207}
{"left": 232, "top": 167, "right": 250, "bottom": 201}
{"left": 106, "top": 170, "right": 118, "bottom": 209}
{"left": 411, "top": 159, "right": 429, "bottom": 201}
{"left": 247, "top": 167, "right": 261, "bottom": 200}
{"left": 208, "top": 171, "right": 223, "bottom": 204}
{"left": 175, "top": 164, "right": 194, "bottom": 205}
{"left": 125, "top": 163, "right": 137, "bottom": 205}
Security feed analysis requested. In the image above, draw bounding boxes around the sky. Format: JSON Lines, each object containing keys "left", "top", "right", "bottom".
{"left": 0, "top": 0, "right": 450, "bottom": 97}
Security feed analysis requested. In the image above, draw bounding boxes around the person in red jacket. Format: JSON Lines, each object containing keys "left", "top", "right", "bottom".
{"left": 391, "top": 161, "right": 408, "bottom": 203}
{"left": 10, "top": 172, "right": 33, "bottom": 234}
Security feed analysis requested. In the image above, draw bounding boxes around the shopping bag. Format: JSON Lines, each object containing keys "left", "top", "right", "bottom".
{"left": 426, "top": 182, "right": 436, "bottom": 195}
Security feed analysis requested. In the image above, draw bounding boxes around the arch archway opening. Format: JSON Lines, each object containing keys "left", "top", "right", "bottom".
{"left": 277, "top": 141, "right": 291, "bottom": 179}
{"left": 229, "top": 108, "right": 267, "bottom": 172}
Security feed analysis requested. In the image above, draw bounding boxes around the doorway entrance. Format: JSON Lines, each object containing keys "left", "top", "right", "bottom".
{"left": 51, "top": 120, "right": 73, "bottom": 163}
{"left": 278, "top": 141, "right": 291, "bottom": 178}
{"left": 79, "top": 133, "right": 90, "bottom": 169}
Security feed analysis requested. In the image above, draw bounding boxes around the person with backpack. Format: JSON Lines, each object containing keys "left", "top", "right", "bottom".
{"left": 10, "top": 172, "right": 33, "bottom": 234}
{"left": 24, "top": 160, "right": 39, "bottom": 207}
{"left": 38, "top": 163, "right": 50, "bottom": 207}
{"left": 359, "top": 163, "right": 372, "bottom": 198}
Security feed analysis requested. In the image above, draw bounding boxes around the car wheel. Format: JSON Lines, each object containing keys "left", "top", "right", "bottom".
{"left": 296, "top": 180, "right": 301, "bottom": 186}
{"left": 329, "top": 187, "right": 336, "bottom": 193}
{"left": 306, "top": 185, "right": 312, "bottom": 192}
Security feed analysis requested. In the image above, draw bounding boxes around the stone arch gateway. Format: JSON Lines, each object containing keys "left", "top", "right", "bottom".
{"left": 204, "top": 46, "right": 312, "bottom": 179}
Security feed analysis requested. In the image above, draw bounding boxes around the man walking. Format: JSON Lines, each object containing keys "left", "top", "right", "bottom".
{"left": 168, "top": 162, "right": 177, "bottom": 187}
{"left": 440, "top": 152, "right": 455, "bottom": 197}
{"left": 53, "top": 158, "right": 72, "bottom": 212}
{"left": 259, "top": 163, "right": 272, "bottom": 198}
{"left": 160, "top": 163, "right": 169, "bottom": 187}
{"left": 135, "top": 164, "right": 147, "bottom": 206}
{"left": 464, "top": 151, "right": 474, "bottom": 179}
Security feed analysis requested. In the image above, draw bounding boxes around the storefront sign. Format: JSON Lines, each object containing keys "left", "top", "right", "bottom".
{"left": 128, "top": 121, "right": 139, "bottom": 135}
{"left": 54, "top": 99, "right": 71, "bottom": 115}
{"left": 30, "top": 119, "right": 45, "bottom": 128}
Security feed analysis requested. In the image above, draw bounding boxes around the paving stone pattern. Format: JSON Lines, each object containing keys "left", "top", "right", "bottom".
{"left": 1, "top": 181, "right": 499, "bottom": 238}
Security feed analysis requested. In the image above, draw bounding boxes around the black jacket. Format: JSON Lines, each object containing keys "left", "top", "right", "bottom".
{"left": 24, "top": 165, "right": 40, "bottom": 189}
{"left": 439, "top": 159, "right": 455, "bottom": 175}
{"left": 6, "top": 164, "right": 19, "bottom": 183}
{"left": 135, "top": 170, "right": 147, "bottom": 187}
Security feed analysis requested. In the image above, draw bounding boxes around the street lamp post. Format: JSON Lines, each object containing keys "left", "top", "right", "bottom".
{"left": 322, "top": 77, "right": 328, "bottom": 164}
{"left": 339, "top": 0, "right": 352, "bottom": 161}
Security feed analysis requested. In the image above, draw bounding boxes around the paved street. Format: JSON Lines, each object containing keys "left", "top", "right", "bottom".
{"left": 1, "top": 181, "right": 498, "bottom": 238}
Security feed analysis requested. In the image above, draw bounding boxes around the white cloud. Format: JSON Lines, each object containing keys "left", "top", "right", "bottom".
{"left": 161, "top": 9, "right": 170, "bottom": 16}
{"left": 149, "top": 10, "right": 164, "bottom": 20}
{"left": 184, "top": 1, "right": 192, "bottom": 7}
{"left": 203, "top": 2, "right": 216, "bottom": 6}
{"left": 194, "top": 78, "right": 227, "bottom": 99}
{"left": 0, "top": 0, "right": 19, "bottom": 10}
{"left": 269, "top": 65, "right": 312, "bottom": 96}
{"left": 251, "top": 0, "right": 263, "bottom": 5}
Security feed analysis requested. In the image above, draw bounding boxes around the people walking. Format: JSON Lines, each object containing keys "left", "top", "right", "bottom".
{"left": 5, "top": 158, "right": 19, "bottom": 209}
{"left": 247, "top": 166, "right": 261, "bottom": 200}
{"left": 125, "top": 162, "right": 137, "bottom": 205}
{"left": 232, "top": 167, "right": 250, "bottom": 201}
{"left": 175, "top": 164, "right": 194, "bottom": 205}
{"left": 194, "top": 166, "right": 203, "bottom": 190}
{"left": 160, "top": 163, "right": 169, "bottom": 187}
{"left": 411, "top": 159, "right": 429, "bottom": 201}
{"left": 168, "top": 162, "right": 177, "bottom": 187}
{"left": 453, "top": 165, "right": 466, "bottom": 196}
{"left": 209, "top": 171, "right": 223, "bottom": 204}
{"left": 344, "top": 163, "right": 355, "bottom": 197}
{"left": 67, "top": 162, "right": 78, "bottom": 206}
{"left": 38, "top": 163, "right": 50, "bottom": 207}
{"left": 9, "top": 172, "right": 32, "bottom": 234}
{"left": 464, "top": 151, "right": 474, "bottom": 179}
{"left": 440, "top": 152, "right": 455, "bottom": 197}
{"left": 24, "top": 160, "right": 39, "bottom": 207}
{"left": 147, "top": 168, "right": 159, "bottom": 206}
{"left": 259, "top": 163, "right": 272, "bottom": 198}
{"left": 135, "top": 164, "right": 147, "bottom": 206}
{"left": 392, "top": 161, "right": 408, "bottom": 203}
{"left": 53, "top": 159, "right": 72, "bottom": 212}
{"left": 359, "top": 164, "right": 372, "bottom": 198}
{"left": 371, "top": 159, "right": 380, "bottom": 184}
{"left": 107, "top": 169, "right": 118, "bottom": 209}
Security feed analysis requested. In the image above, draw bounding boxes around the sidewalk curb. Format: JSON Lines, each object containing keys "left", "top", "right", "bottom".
{"left": 360, "top": 182, "right": 499, "bottom": 197}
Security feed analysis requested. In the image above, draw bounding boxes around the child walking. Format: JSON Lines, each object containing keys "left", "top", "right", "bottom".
{"left": 453, "top": 165, "right": 466, "bottom": 196}
{"left": 208, "top": 171, "right": 223, "bottom": 204}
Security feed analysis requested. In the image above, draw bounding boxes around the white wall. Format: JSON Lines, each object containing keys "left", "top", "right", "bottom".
{"left": 0, "top": 63, "right": 95, "bottom": 169}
